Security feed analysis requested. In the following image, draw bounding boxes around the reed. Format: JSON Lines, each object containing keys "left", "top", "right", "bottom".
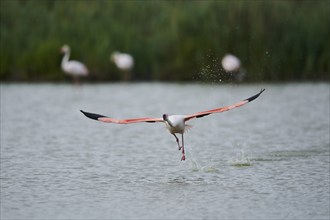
{"left": 1, "top": 0, "right": 329, "bottom": 81}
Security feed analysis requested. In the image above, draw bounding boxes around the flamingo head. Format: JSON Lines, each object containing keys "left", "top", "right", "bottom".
{"left": 162, "top": 114, "right": 168, "bottom": 121}
{"left": 163, "top": 114, "right": 174, "bottom": 127}
{"left": 60, "top": 45, "right": 70, "bottom": 54}
{"left": 110, "top": 51, "right": 119, "bottom": 63}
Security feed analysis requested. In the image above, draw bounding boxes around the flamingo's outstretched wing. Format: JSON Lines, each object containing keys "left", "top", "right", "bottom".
{"left": 184, "top": 89, "right": 265, "bottom": 121}
{"left": 80, "top": 110, "right": 163, "bottom": 124}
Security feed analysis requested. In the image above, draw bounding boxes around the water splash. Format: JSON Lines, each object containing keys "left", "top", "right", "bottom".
{"left": 187, "top": 151, "right": 201, "bottom": 172}
{"left": 228, "top": 150, "right": 252, "bottom": 167}
{"left": 201, "top": 165, "right": 218, "bottom": 173}
{"left": 195, "top": 50, "right": 227, "bottom": 84}
{"left": 187, "top": 150, "right": 218, "bottom": 172}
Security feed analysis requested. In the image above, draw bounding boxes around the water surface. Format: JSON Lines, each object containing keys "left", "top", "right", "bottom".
{"left": 1, "top": 83, "right": 329, "bottom": 219}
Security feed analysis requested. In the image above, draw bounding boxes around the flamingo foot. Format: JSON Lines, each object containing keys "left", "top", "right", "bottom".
{"left": 181, "top": 154, "right": 186, "bottom": 161}
{"left": 178, "top": 146, "right": 182, "bottom": 151}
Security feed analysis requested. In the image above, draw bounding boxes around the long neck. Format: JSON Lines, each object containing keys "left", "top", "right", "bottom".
{"left": 165, "top": 118, "right": 174, "bottom": 128}
{"left": 61, "top": 50, "right": 70, "bottom": 68}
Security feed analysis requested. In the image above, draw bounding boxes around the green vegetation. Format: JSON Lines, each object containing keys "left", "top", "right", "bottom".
{"left": 1, "top": 0, "right": 329, "bottom": 82}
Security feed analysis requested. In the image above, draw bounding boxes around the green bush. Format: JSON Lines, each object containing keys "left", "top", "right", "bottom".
{"left": 0, "top": 0, "right": 329, "bottom": 82}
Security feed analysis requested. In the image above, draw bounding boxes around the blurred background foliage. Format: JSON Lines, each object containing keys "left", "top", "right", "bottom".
{"left": 0, "top": 0, "right": 329, "bottom": 82}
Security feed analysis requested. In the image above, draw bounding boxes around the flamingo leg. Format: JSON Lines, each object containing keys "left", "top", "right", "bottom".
{"left": 73, "top": 76, "right": 80, "bottom": 86}
{"left": 181, "top": 133, "right": 185, "bottom": 161}
{"left": 172, "top": 134, "right": 182, "bottom": 150}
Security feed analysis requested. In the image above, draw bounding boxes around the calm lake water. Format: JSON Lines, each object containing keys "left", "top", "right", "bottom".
{"left": 1, "top": 83, "right": 329, "bottom": 219}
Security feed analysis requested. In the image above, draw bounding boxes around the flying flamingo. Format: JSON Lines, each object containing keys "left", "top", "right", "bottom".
{"left": 60, "top": 45, "right": 89, "bottom": 84}
{"left": 81, "top": 89, "right": 265, "bottom": 161}
{"left": 110, "top": 51, "right": 134, "bottom": 81}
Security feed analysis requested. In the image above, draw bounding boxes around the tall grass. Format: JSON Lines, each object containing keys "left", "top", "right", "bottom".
{"left": 1, "top": 0, "right": 329, "bottom": 82}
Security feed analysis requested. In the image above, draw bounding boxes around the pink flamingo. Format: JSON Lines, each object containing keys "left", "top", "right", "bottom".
{"left": 81, "top": 89, "right": 265, "bottom": 161}
{"left": 60, "top": 45, "right": 89, "bottom": 84}
{"left": 110, "top": 51, "right": 134, "bottom": 81}
{"left": 221, "top": 54, "right": 246, "bottom": 81}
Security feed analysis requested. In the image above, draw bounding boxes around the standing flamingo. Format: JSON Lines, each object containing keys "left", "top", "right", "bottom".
{"left": 110, "top": 51, "right": 134, "bottom": 81}
{"left": 60, "top": 45, "right": 89, "bottom": 84}
{"left": 221, "top": 54, "right": 241, "bottom": 72}
{"left": 81, "top": 89, "right": 265, "bottom": 161}
{"left": 221, "top": 54, "right": 245, "bottom": 81}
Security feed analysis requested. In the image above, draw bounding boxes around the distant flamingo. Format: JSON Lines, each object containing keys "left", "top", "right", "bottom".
{"left": 110, "top": 51, "right": 134, "bottom": 81}
{"left": 60, "top": 45, "right": 89, "bottom": 84}
{"left": 221, "top": 54, "right": 245, "bottom": 81}
{"left": 221, "top": 54, "right": 241, "bottom": 72}
{"left": 81, "top": 89, "right": 265, "bottom": 161}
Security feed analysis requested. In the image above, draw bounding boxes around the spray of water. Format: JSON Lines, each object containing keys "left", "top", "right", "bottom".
{"left": 187, "top": 147, "right": 218, "bottom": 172}
{"left": 195, "top": 50, "right": 227, "bottom": 84}
{"left": 228, "top": 150, "right": 252, "bottom": 167}
{"left": 195, "top": 50, "right": 239, "bottom": 84}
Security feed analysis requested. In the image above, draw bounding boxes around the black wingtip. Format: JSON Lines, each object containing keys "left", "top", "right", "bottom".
{"left": 245, "top": 88, "right": 265, "bottom": 102}
{"left": 80, "top": 110, "right": 106, "bottom": 121}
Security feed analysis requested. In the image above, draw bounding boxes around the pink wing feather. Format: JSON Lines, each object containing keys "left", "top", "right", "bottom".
{"left": 80, "top": 110, "right": 163, "bottom": 124}
{"left": 81, "top": 89, "right": 265, "bottom": 124}
{"left": 184, "top": 88, "right": 265, "bottom": 121}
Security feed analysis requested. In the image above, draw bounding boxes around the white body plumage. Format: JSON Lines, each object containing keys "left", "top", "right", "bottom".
{"left": 111, "top": 52, "right": 134, "bottom": 71}
{"left": 164, "top": 115, "right": 186, "bottom": 134}
{"left": 61, "top": 45, "right": 89, "bottom": 76}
